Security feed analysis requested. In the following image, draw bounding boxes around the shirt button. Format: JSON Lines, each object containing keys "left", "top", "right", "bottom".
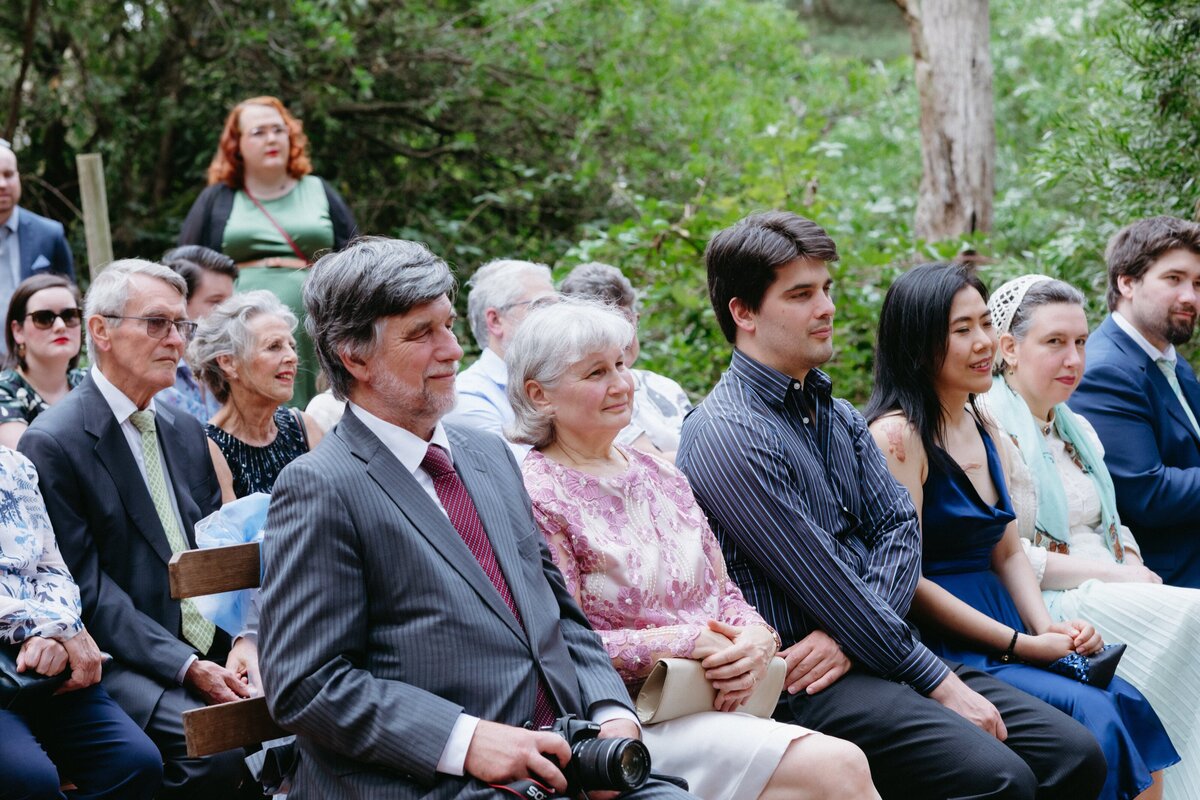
{"left": 793, "top": 382, "right": 802, "bottom": 390}
{"left": 803, "top": 417, "right": 810, "bottom": 424}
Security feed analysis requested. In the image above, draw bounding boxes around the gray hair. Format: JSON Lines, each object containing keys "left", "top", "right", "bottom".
{"left": 559, "top": 261, "right": 638, "bottom": 313}
{"left": 84, "top": 259, "right": 187, "bottom": 363}
{"left": 188, "top": 291, "right": 297, "bottom": 403}
{"left": 466, "top": 259, "right": 552, "bottom": 349}
{"left": 304, "top": 236, "right": 456, "bottom": 399}
{"left": 505, "top": 298, "right": 634, "bottom": 449}
{"left": 995, "top": 278, "right": 1085, "bottom": 372}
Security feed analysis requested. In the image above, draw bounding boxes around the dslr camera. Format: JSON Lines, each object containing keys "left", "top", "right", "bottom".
{"left": 497, "top": 714, "right": 651, "bottom": 799}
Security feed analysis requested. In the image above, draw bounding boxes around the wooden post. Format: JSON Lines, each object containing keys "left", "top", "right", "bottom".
{"left": 75, "top": 153, "right": 113, "bottom": 281}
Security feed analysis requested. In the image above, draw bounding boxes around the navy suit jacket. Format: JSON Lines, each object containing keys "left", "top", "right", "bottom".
{"left": 15, "top": 206, "right": 75, "bottom": 281}
{"left": 1068, "top": 314, "right": 1200, "bottom": 586}
{"left": 18, "top": 374, "right": 222, "bottom": 724}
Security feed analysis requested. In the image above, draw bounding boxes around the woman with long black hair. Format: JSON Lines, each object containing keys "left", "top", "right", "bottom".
{"left": 865, "top": 262, "right": 1177, "bottom": 800}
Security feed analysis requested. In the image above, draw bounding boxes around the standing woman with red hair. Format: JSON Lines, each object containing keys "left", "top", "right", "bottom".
{"left": 180, "top": 96, "right": 356, "bottom": 407}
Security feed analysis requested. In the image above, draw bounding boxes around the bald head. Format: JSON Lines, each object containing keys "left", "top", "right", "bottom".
{"left": 0, "top": 145, "right": 19, "bottom": 225}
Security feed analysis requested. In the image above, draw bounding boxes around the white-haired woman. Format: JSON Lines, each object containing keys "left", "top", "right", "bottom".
{"left": 985, "top": 275, "right": 1200, "bottom": 797}
{"left": 190, "top": 290, "right": 323, "bottom": 501}
{"left": 507, "top": 299, "right": 879, "bottom": 800}
{"left": 560, "top": 261, "right": 692, "bottom": 462}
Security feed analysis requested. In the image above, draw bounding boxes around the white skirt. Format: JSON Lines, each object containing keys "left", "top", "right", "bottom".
{"left": 1047, "top": 578, "right": 1200, "bottom": 800}
{"left": 641, "top": 710, "right": 810, "bottom": 800}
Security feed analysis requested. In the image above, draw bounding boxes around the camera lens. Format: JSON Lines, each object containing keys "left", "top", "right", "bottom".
{"left": 570, "top": 737, "right": 651, "bottom": 792}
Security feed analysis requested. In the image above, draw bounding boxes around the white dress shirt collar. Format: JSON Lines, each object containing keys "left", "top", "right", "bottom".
{"left": 474, "top": 347, "right": 507, "bottom": 388}
{"left": 347, "top": 400, "right": 453, "bottom": 474}
{"left": 1, "top": 206, "right": 17, "bottom": 236}
{"left": 1113, "top": 310, "right": 1176, "bottom": 364}
{"left": 91, "top": 364, "right": 160, "bottom": 422}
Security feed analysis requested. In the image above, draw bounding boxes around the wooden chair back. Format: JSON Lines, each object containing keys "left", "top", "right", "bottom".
{"left": 168, "top": 542, "right": 286, "bottom": 757}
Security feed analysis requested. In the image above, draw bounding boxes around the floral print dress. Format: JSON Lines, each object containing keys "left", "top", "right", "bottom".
{"left": 0, "top": 447, "right": 83, "bottom": 644}
{"left": 522, "top": 445, "right": 767, "bottom": 684}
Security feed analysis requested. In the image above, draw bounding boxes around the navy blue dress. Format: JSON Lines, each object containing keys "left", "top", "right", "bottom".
{"left": 920, "top": 424, "right": 1178, "bottom": 800}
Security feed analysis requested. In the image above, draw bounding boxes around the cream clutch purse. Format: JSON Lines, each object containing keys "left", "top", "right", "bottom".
{"left": 635, "top": 657, "right": 787, "bottom": 724}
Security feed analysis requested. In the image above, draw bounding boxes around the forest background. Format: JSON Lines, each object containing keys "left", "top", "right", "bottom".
{"left": 1, "top": 0, "right": 1196, "bottom": 404}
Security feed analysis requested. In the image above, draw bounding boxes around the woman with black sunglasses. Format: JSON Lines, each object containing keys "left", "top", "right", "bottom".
{"left": 0, "top": 274, "right": 85, "bottom": 448}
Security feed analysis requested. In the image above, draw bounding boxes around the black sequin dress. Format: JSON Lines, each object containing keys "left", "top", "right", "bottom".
{"left": 206, "top": 407, "right": 309, "bottom": 497}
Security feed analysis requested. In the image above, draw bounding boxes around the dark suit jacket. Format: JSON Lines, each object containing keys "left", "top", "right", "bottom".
{"left": 18, "top": 374, "right": 222, "bottom": 724}
{"left": 258, "top": 411, "right": 631, "bottom": 800}
{"left": 1069, "top": 314, "right": 1200, "bottom": 586}
{"left": 15, "top": 206, "right": 75, "bottom": 281}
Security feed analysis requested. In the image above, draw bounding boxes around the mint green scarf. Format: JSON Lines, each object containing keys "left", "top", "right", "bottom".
{"left": 984, "top": 377, "right": 1124, "bottom": 561}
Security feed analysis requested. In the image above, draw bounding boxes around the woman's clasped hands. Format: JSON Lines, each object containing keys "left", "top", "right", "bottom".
{"left": 1016, "top": 619, "right": 1104, "bottom": 665}
{"left": 693, "top": 619, "right": 777, "bottom": 712}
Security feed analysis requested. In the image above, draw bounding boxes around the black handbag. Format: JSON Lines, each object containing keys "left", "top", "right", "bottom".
{"left": 0, "top": 641, "right": 69, "bottom": 709}
{"left": 1046, "top": 644, "right": 1127, "bottom": 689}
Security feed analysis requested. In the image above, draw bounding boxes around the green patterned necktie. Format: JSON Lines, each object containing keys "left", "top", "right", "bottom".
{"left": 129, "top": 409, "right": 215, "bottom": 654}
{"left": 1156, "top": 358, "right": 1200, "bottom": 439}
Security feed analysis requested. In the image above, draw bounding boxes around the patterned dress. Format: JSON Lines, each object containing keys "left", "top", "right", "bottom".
{"left": 0, "top": 447, "right": 82, "bottom": 644}
{"left": 523, "top": 446, "right": 811, "bottom": 800}
{"left": 0, "top": 368, "right": 85, "bottom": 427}
{"left": 206, "top": 407, "right": 308, "bottom": 497}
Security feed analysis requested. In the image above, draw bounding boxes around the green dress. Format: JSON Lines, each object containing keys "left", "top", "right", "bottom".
{"left": 221, "top": 175, "right": 333, "bottom": 407}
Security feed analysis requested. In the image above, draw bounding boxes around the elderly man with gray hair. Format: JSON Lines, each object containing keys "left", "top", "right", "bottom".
{"left": 444, "top": 257, "right": 556, "bottom": 439}
{"left": 257, "top": 236, "right": 693, "bottom": 800}
{"left": 19, "top": 258, "right": 257, "bottom": 798}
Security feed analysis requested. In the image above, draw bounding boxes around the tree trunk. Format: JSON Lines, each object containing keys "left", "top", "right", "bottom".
{"left": 895, "top": 0, "right": 995, "bottom": 241}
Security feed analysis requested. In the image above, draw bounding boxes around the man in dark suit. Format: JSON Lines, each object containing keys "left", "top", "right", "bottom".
{"left": 258, "top": 237, "right": 692, "bottom": 799}
{"left": 19, "top": 259, "right": 254, "bottom": 797}
{"left": 0, "top": 143, "right": 75, "bottom": 348}
{"left": 1070, "top": 215, "right": 1200, "bottom": 587}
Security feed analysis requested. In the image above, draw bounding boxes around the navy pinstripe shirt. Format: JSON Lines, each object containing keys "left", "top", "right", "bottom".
{"left": 677, "top": 350, "right": 950, "bottom": 694}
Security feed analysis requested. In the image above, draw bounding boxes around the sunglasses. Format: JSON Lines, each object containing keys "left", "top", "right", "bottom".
{"left": 105, "top": 315, "right": 198, "bottom": 342}
{"left": 26, "top": 308, "right": 82, "bottom": 329}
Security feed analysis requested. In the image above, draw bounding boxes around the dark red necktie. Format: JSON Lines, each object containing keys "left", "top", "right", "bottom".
{"left": 421, "top": 444, "right": 557, "bottom": 729}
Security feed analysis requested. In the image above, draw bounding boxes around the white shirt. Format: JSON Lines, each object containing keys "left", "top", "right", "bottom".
{"left": 92, "top": 365, "right": 195, "bottom": 682}
{"left": 347, "top": 402, "right": 636, "bottom": 776}
{"left": 1112, "top": 310, "right": 1176, "bottom": 364}
{"left": 0, "top": 208, "right": 20, "bottom": 354}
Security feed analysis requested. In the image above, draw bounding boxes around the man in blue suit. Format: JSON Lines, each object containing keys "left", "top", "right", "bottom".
{"left": 1070, "top": 215, "right": 1200, "bottom": 587}
{"left": 0, "top": 143, "right": 75, "bottom": 344}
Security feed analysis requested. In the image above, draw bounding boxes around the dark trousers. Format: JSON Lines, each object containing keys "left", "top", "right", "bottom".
{"left": 0, "top": 684, "right": 162, "bottom": 800}
{"left": 144, "top": 680, "right": 259, "bottom": 800}
{"left": 780, "top": 663, "right": 1107, "bottom": 799}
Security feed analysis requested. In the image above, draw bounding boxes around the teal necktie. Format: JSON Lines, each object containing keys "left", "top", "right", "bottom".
{"left": 129, "top": 409, "right": 215, "bottom": 653}
{"left": 1155, "top": 358, "right": 1200, "bottom": 439}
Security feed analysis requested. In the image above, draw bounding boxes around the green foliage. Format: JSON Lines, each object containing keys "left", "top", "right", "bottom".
{"left": 3, "top": 0, "right": 1198, "bottom": 405}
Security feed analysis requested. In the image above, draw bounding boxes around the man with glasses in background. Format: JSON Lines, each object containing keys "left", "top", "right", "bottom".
{"left": 445, "top": 258, "right": 557, "bottom": 452}
{"left": 20, "top": 259, "right": 259, "bottom": 799}
{"left": 0, "top": 140, "right": 75, "bottom": 354}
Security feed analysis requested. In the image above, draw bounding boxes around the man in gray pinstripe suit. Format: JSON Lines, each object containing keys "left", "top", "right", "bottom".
{"left": 257, "top": 237, "right": 692, "bottom": 800}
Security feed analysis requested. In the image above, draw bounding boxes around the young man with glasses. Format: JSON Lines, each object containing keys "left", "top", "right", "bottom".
{"left": 20, "top": 259, "right": 261, "bottom": 799}
{"left": 0, "top": 141, "right": 76, "bottom": 355}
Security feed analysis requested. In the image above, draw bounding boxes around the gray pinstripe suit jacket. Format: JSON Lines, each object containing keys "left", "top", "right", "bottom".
{"left": 258, "top": 409, "right": 632, "bottom": 799}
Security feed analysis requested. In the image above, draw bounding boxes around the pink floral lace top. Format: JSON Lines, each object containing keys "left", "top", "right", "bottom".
{"left": 523, "top": 445, "right": 769, "bottom": 685}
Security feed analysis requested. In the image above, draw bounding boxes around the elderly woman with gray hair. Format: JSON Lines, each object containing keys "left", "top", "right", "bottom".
{"left": 189, "top": 290, "right": 323, "bottom": 501}
{"left": 560, "top": 262, "right": 692, "bottom": 462}
{"left": 508, "top": 298, "right": 879, "bottom": 800}
{"left": 984, "top": 275, "right": 1200, "bottom": 797}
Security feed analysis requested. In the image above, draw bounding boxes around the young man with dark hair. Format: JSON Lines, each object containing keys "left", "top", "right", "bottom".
{"left": 1070, "top": 215, "right": 1200, "bottom": 587}
{"left": 677, "top": 210, "right": 1105, "bottom": 799}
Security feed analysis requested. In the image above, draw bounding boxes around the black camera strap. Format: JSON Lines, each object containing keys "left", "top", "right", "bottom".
{"left": 491, "top": 778, "right": 558, "bottom": 799}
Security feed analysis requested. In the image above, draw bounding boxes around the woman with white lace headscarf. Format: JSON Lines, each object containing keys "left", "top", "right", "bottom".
{"left": 984, "top": 274, "right": 1200, "bottom": 799}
